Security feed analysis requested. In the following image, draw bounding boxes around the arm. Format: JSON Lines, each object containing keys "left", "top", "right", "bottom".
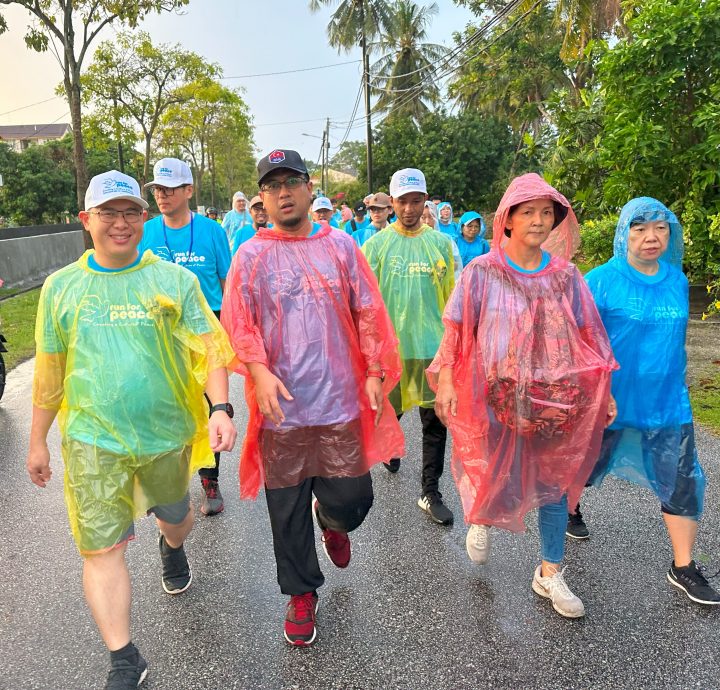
{"left": 205, "top": 367, "right": 237, "bottom": 452}
{"left": 27, "top": 406, "right": 58, "bottom": 488}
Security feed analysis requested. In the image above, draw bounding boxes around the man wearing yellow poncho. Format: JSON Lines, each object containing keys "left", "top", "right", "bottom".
{"left": 363, "top": 167, "right": 456, "bottom": 525}
{"left": 26, "top": 171, "right": 237, "bottom": 690}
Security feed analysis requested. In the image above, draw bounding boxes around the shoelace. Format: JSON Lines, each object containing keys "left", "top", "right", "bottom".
{"left": 471, "top": 525, "right": 489, "bottom": 549}
{"left": 544, "top": 567, "right": 575, "bottom": 598}
{"left": 291, "top": 594, "right": 316, "bottom": 621}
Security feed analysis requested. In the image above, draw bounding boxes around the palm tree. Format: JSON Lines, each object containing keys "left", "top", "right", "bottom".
{"left": 370, "top": 1, "right": 450, "bottom": 122}
{"left": 309, "top": 0, "right": 393, "bottom": 191}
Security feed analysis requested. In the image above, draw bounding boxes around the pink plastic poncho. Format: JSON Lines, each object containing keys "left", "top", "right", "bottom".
{"left": 428, "top": 176, "right": 617, "bottom": 531}
{"left": 221, "top": 224, "right": 405, "bottom": 499}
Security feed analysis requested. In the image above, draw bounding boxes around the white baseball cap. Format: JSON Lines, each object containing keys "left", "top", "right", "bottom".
{"left": 233, "top": 191, "right": 247, "bottom": 201}
{"left": 389, "top": 168, "right": 427, "bottom": 198}
{"left": 144, "top": 157, "right": 193, "bottom": 188}
{"left": 312, "top": 197, "right": 333, "bottom": 212}
{"left": 85, "top": 170, "right": 149, "bottom": 210}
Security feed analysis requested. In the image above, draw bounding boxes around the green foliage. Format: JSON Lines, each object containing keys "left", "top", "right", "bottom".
{"left": 309, "top": 0, "right": 393, "bottom": 52}
{"left": 330, "top": 141, "right": 365, "bottom": 177}
{"left": 689, "top": 372, "right": 720, "bottom": 433}
{"left": 577, "top": 215, "right": 615, "bottom": 269}
{"left": 0, "top": 288, "right": 40, "bottom": 371}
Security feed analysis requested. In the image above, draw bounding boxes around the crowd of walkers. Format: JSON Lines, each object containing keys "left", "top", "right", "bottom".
{"left": 25, "top": 147, "right": 719, "bottom": 689}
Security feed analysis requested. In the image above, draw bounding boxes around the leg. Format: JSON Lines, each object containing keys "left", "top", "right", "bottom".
{"left": 266, "top": 479, "right": 324, "bottom": 595}
{"left": 152, "top": 494, "right": 194, "bottom": 595}
{"left": 418, "top": 406, "right": 447, "bottom": 498}
{"left": 384, "top": 412, "right": 403, "bottom": 472}
{"left": 663, "top": 513, "right": 697, "bottom": 567}
{"left": 156, "top": 503, "right": 194, "bottom": 549}
{"left": 313, "top": 473, "right": 374, "bottom": 534}
{"left": 200, "top": 390, "right": 224, "bottom": 515}
{"left": 539, "top": 496, "right": 568, "bottom": 575}
{"left": 83, "top": 544, "right": 131, "bottom": 651}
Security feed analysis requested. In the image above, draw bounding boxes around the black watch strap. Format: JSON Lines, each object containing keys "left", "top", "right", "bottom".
{"left": 210, "top": 402, "right": 234, "bottom": 419}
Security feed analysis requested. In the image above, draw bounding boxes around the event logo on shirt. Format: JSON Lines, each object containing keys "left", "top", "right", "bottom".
{"left": 78, "top": 295, "right": 156, "bottom": 327}
{"left": 389, "top": 254, "right": 446, "bottom": 280}
{"left": 268, "top": 270, "right": 295, "bottom": 296}
{"left": 172, "top": 251, "right": 206, "bottom": 265}
{"left": 269, "top": 150, "right": 286, "bottom": 164}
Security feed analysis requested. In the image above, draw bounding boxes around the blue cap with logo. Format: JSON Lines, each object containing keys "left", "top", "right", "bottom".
{"left": 85, "top": 170, "right": 149, "bottom": 210}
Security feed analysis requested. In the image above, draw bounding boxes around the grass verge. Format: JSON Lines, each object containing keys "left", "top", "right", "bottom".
{"left": 690, "top": 372, "right": 720, "bottom": 434}
{"left": 0, "top": 288, "right": 40, "bottom": 371}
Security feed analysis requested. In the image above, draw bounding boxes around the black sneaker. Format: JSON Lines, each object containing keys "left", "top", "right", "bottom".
{"left": 383, "top": 458, "right": 401, "bottom": 473}
{"left": 105, "top": 653, "right": 148, "bottom": 689}
{"left": 417, "top": 494, "right": 454, "bottom": 525}
{"left": 159, "top": 534, "right": 192, "bottom": 595}
{"left": 667, "top": 560, "right": 720, "bottom": 605}
{"left": 566, "top": 504, "right": 590, "bottom": 540}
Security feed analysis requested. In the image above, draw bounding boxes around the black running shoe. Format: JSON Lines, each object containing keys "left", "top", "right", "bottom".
{"left": 105, "top": 653, "right": 148, "bottom": 689}
{"left": 417, "top": 494, "right": 454, "bottom": 525}
{"left": 159, "top": 534, "right": 192, "bottom": 595}
{"left": 383, "top": 458, "right": 401, "bottom": 473}
{"left": 667, "top": 560, "right": 720, "bottom": 605}
{"left": 566, "top": 504, "right": 590, "bottom": 540}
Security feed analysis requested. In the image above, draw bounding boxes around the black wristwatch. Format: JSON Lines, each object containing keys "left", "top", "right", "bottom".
{"left": 210, "top": 403, "right": 234, "bottom": 418}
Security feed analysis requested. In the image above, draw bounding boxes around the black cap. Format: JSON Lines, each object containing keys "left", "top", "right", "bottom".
{"left": 354, "top": 201, "right": 367, "bottom": 215}
{"left": 257, "top": 149, "right": 308, "bottom": 185}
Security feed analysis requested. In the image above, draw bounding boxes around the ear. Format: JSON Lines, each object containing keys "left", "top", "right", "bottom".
{"left": 78, "top": 210, "right": 91, "bottom": 230}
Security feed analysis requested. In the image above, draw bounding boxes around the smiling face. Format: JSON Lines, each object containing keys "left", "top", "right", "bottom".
{"left": 233, "top": 197, "right": 247, "bottom": 213}
{"left": 626, "top": 220, "right": 670, "bottom": 270}
{"left": 505, "top": 198, "right": 555, "bottom": 250}
{"left": 79, "top": 200, "right": 146, "bottom": 268}
{"left": 250, "top": 203, "right": 268, "bottom": 228}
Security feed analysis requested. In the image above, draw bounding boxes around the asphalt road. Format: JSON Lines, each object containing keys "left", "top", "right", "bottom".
{"left": 1, "top": 359, "right": 719, "bottom": 690}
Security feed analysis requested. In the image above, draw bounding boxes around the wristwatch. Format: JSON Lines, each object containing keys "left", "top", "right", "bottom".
{"left": 366, "top": 369, "right": 386, "bottom": 383}
{"left": 210, "top": 402, "right": 234, "bottom": 418}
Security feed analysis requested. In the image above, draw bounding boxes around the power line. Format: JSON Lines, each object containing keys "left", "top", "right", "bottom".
{"left": 0, "top": 96, "right": 63, "bottom": 118}
{"left": 222, "top": 59, "right": 361, "bottom": 80}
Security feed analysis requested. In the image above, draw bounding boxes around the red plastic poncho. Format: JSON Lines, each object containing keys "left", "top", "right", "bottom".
{"left": 427, "top": 177, "right": 617, "bottom": 531}
{"left": 221, "top": 224, "right": 405, "bottom": 499}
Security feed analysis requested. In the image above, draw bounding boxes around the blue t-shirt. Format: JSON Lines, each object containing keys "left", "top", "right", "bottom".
{"left": 230, "top": 224, "right": 258, "bottom": 256}
{"left": 505, "top": 250, "right": 551, "bottom": 274}
{"left": 87, "top": 253, "right": 143, "bottom": 273}
{"left": 456, "top": 235, "right": 490, "bottom": 268}
{"left": 346, "top": 217, "right": 370, "bottom": 235}
{"left": 353, "top": 224, "right": 384, "bottom": 247}
{"left": 140, "top": 213, "right": 231, "bottom": 311}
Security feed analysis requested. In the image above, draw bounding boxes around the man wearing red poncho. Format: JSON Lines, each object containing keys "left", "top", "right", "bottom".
{"left": 221, "top": 149, "right": 404, "bottom": 646}
{"left": 429, "top": 173, "right": 617, "bottom": 618}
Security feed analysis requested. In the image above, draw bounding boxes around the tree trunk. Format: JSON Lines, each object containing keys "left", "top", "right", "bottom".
{"left": 68, "top": 79, "right": 92, "bottom": 249}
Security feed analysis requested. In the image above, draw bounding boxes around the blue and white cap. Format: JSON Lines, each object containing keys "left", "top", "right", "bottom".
{"left": 144, "top": 157, "right": 194, "bottom": 189}
{"left": 312, "top": 196, "right": 333, "bottom": 212}
{"left": 389, "top": 168, "right": 427, "bottom": 198}
{"left": 84, "top": 170, "right": 149, "bottom": 210}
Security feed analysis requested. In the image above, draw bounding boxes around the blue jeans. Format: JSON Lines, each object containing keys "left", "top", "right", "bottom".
{"left": 539, "top": 495, "right": 568, "bottom": 564}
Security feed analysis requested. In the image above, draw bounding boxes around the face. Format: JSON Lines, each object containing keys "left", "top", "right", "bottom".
{"left": 259, "top": 172, "right": 313, "bottom": 230}
{"left": 392, "top": 192, "right": 427, "bottom": 230}
{"left": 627, "top": 220, "right": 670, "bottom": 266}
{"left": 463, "top": 219, "right": 481, "bottom": 241}
{"left": 208, "top": 211, "right": 217, "bottom": 220}
{"left": 250, "top": 203, "right": 268, "bottom": 227}
{"left": 439, "top": 206, "right": 452, "bottom": 222}
{"left": 313, "top": 208, "right": 334, "bottom": 222}
{"left": 234, "top": 197, "right": 247, "bottom": 212}
{"left": 369, "top": 205, "right": 391, "bottom": 226}
{"left": 152, "top": 184, "right": 193, "bottom": 218}
{"left": 505, "top": 199, "right": 555, "bottom": 249}
{"left": 421, "top": 206, "right": 436, "bottom": 227}
{"left": 80, "top": 200, "right": 146, "bottom": 266}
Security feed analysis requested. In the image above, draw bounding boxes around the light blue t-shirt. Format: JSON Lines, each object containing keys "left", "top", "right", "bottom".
{"left": 505, "top": 250, "right": 551, "bottom": 274}
{"left": 87, "top": 253, "right": 143, "bottom": 273}
{"left": 230, "top": 223, "right": 258, "bottom": 256}
{"left": 140, "top": 213, "right": 231, "bottom": 311}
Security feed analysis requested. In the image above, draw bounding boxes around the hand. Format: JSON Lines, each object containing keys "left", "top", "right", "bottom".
{"left": 605, "top": 394, "right": 618, "bottom": 428}
{"left": 365, "top": 376, "right": 384, "bottom": 427}
{"left": 209, "top": 411, "right": 237, "bottom": 452}
{"left": 435, "top": 380, "right": 458, "bottom": 427}
{"left": 253, "top": 368, "right": 293, "bottom": 426}
{"left": 27, "top": 443, "right": 52, "bottom": 488}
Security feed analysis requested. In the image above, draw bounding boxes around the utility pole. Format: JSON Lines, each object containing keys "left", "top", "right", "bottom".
{"left": 360, "top": 4, "right": 373, "bottom": 193}
{"left": 324, "top": 117, "right": 330, "bottom": 194}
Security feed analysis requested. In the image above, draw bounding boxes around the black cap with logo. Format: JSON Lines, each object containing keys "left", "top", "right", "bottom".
{"left": 353, "top": 201, "right": 367, "bottom": 215}
{"left": 257, "top": 149, "right": 309, "bottom": 185}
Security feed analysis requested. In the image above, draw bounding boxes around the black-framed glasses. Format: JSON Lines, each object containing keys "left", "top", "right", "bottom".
{"left": 151, "top": 184, "right": 189, "bottom": 198}
{"left": 89, "top": 209, "right": 144, "bottom": 222}
{"left": 260, "top": 176, "right": 308, "bottom": 194}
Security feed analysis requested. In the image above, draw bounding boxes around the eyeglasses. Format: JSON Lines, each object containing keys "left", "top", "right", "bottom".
{"left": 260, "top": 176, "right": 308, "bottom": 194}
{"left": 151, "top": 185, "right": 189, "bottom": 198}
{"left": 89, "top": 209, "right": 144, "bottom": 222}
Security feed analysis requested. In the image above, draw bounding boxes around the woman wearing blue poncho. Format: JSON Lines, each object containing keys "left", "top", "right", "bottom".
{"left": 437, "top": 202, "right": 459, "bottom": 237}
{"left": 456, "top": 211, "right": 490, "bottom": 268}
{"left": 577, "top": 197, "right": 720, "bottom": 605}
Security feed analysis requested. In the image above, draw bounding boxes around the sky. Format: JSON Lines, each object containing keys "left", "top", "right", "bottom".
{"left": 0, "top": 0, "right": 476, "bottom": 164}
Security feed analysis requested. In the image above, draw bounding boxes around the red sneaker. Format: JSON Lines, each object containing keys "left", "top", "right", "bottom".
{"left": 284, "top": 592, "right": 319, "bottom": 646}
{"left": 313, "top": 499, "right": 351, "bottom": 568}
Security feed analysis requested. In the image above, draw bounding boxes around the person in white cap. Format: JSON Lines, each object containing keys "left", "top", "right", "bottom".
{"left": 26, "top": 170, "right": 236, "bottom": 689}
{"left": 362, "top": 168, "right": 457, "bottom": 525}
{"left": 140, "top": 158, "right": 233, "bottom": 517}
{"left": 222, "top": 191, "right": 253, "bottom": 239}
{"left": 311, "top": 196, "right": 340, "bottom": 228}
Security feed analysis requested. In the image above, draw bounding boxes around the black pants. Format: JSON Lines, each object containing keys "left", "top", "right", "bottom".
{"left": 200, "top": 308, "right": 224, "bottom": 481}
{"left": 265, "top": 473, "right": 374, "bottom": 595}
{"left": 395, "top": 408, "right": 447, "bottom": 498}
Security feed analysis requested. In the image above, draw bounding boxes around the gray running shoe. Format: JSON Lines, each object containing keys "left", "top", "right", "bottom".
{"left": 532, "top": 565, "right": 585, "bottom": 618}
{"left": 200, "top": 478, "right": 224, "bottom": 516}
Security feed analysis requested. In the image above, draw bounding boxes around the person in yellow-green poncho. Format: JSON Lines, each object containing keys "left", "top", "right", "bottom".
{"left": 26, "top": 171, "right": 237, "bottom": 690}
{"left": 363, "top": 167, "right": 456, "bottom": 526}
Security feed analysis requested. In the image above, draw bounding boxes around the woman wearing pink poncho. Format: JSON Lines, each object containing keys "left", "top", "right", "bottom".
{"left": 429, "top": 173, "right": 617, "bottom": 618}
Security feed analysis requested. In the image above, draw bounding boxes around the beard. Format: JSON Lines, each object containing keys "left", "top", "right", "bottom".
{"left": 279, "top": 213, "right": 304, "bottom": 228}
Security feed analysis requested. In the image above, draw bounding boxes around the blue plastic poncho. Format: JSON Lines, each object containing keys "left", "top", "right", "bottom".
{"left": 585, "top": 197, "right": 704, "bottom": 515}
{"left": 222, "top": 208, "right": 253, "bottom": 238}
{"left": 437, "top": 202, "right": 459, "bottom": 238}
{"left": 456, "top": 211, "right": 490, "bottom": 268}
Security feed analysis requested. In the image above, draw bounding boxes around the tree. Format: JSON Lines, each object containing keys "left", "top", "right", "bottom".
{"left": 370, "top": 1, "right": 449, "bottom": 121}
{"left": 0, "top": 0, "right": 188, "bottom": 244}
{"left": 330, "top": 140, "right": 365, "bottom": 176}
{"left": 82, "top": 31, "right": 217, "bottom": 190}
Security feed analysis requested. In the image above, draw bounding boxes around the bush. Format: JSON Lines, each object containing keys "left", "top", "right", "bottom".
{"left": 577, "top": 215, "right": 615, "bottom": 269}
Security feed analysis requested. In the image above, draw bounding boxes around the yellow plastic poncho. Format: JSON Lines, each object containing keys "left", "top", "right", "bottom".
{"left": 33, "top": 250, "right": 234, "bottom": 538}
{"left": 362, "top": 224, "right": 455, "bottom": 411}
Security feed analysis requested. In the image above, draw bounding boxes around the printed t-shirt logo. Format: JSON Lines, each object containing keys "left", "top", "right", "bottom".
{"left": 268, "top": 150, "right": 286, "bottom": 164}
{"left": 77, "top": 294, "right": 161, "bottom": 326}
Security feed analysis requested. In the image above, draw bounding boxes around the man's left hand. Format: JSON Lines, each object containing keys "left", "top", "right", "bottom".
{"left": 365, "top": 377, "right": 384, "bottom": 427}
{"left": 209, "top": 411, "right": 237, "bottom": 452}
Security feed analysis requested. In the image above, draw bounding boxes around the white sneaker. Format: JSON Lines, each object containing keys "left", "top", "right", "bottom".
{"left": 466, "top": 524, "right": 492, "bottom": 564}
{"left": 532, "top": 565, "right": 585, "bottom": 618}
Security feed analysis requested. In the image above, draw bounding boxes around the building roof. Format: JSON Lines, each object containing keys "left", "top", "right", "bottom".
{"left": 0, "top": 123, "right": 72, "bottom": 141}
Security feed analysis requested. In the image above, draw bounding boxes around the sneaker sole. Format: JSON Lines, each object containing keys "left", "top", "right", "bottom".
{"left": 531, "top": 579, "right": 585, "bottom": 618}
{"left": 162, "top": 568, "right": 193, "bottom": 595}
{"left": 138, "top": 667, "right": 148, "bottom": 686}
{"left": 313, "top": 500, "right": 351, "bottom": 568}
{"left": 666, "top": 572, "right": 720, "bottom": 605}
{"left": 416, "top": 498, "right": 453, "bottom": 525}
{"left": 565, "top": 530, "right": 590, "bottom": 541}
{"left": 200, "top": 504, "right": 225, "bottom": 516}
{"left": 284, "top": 600, "right": 320, "bottom": 647}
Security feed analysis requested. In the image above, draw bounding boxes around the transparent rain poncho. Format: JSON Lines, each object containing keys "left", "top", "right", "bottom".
{"left": 221, "top": 224, "right": 404, "bottom": 499}
{"left": 585, "top": 198, "right": 704, "bottom": 514}
{"left": 363, "top": 223, "right": 455, "bottom": 412}
{"left": 33, "top": 251, "right": 235, "bottom": 551}
{"left": 427, "top": 174, "right": 617, "bottom": 531}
